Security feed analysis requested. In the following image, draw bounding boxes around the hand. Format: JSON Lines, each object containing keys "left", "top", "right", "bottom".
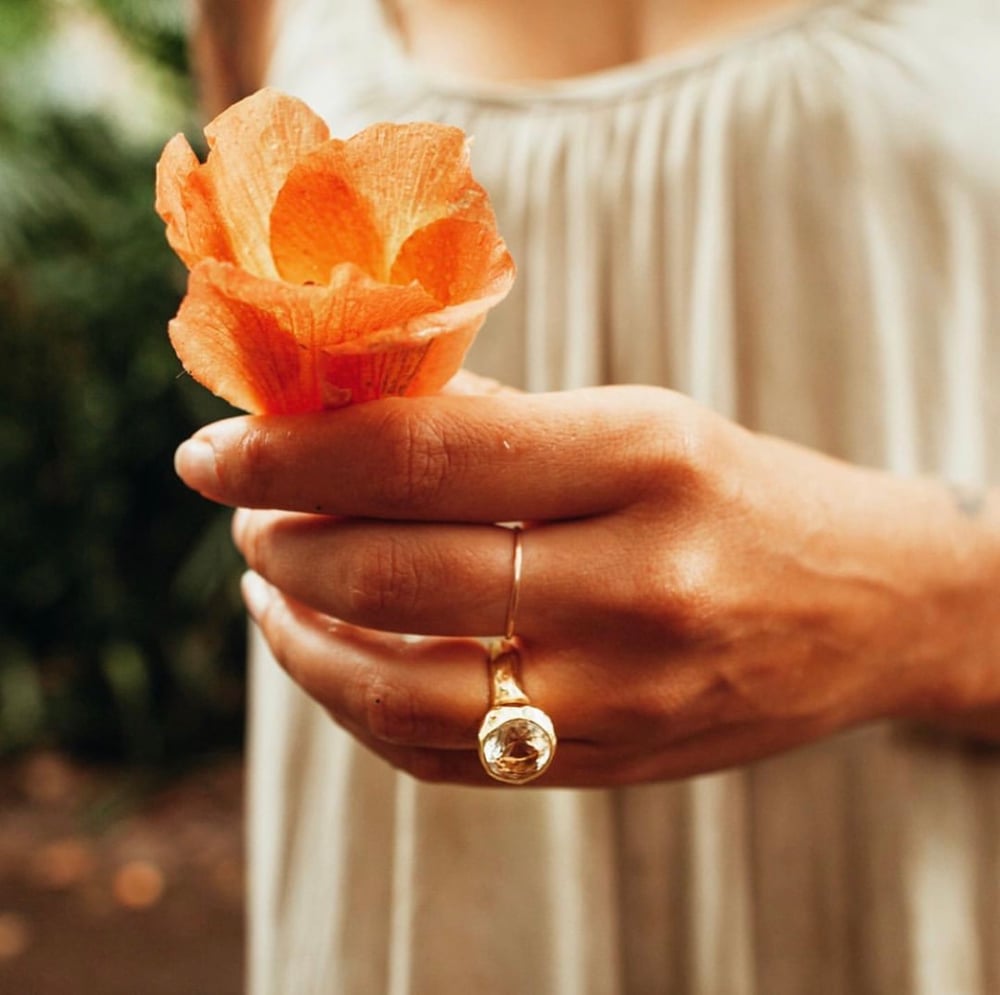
{"left": 174, "top": 380, "right": 1000, "bottom": 785}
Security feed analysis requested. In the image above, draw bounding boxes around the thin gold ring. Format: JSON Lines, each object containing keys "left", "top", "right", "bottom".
{"left": 503, "top": 526, "right": 523, "bottom": 640}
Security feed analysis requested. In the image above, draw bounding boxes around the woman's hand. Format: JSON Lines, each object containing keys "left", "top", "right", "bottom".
{"left": 174, "top": 382, "right": 1000, "bottom": 785}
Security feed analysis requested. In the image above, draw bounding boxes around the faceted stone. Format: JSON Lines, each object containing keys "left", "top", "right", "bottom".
{"left": 481, "top": 717, "right": 554, "bottom": 783}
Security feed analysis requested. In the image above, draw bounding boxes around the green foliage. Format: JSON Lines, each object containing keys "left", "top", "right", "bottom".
{"left": 0, "top": 0, "right": 247, "bottom": 762}
{"left": 0, "top": 0, "right": 52, "bottom": 54}
{"left": 91, "top": 0, "right": 190, "bottom": 65}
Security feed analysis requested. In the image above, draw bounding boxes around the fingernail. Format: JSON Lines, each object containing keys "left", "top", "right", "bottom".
{"left": 241, "top": 571, "right": 272, "bottom": 621}
{"left": 174, "top": 439, "right": 218, "bottom": 494}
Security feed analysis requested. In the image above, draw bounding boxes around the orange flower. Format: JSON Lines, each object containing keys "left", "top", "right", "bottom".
{"left": 155, "top": 89, "right": 515, "bottom": 413}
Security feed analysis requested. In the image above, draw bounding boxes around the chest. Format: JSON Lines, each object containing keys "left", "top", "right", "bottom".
{"left": 388, "top": 0, "right": 807, "bottom": 83}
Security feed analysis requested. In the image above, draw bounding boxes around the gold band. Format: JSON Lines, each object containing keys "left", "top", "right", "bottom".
{"left": 503, "top": 526, "right": 523, "bottom": 641}
{"left": 488, "top": 638, "right": 531, "bottom": 706}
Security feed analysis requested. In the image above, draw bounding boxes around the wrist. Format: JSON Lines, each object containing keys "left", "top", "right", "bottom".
{"left": 885, "top": 480, "right": 1000, "bottom": 727}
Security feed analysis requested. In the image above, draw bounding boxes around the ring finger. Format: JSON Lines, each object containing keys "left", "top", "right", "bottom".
{"left": 235, "top": 509, "right": 541, "bottom": 637}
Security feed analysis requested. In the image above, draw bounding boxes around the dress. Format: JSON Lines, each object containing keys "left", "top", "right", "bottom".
{"left": 249, "top": 1, "right": 1000, "bottom": 992}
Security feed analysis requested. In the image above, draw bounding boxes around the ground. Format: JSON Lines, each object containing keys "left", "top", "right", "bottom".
{"left": 0, "top": 751, "right": 244, "bottom": 994}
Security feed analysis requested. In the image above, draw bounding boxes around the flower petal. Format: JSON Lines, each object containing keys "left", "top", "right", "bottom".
{"left": 155, "top": 89, "right": 330, "bottom": 277}
{"left": 269, "top": 140, "right": 384, "bottom": 285}
{"left": 316, "top": 263, "right": 518, "bottom": 401}
{"left": 341, "top": 123, "right": 494, "bottom": 271}
{"left": 390, "top": 217, "right": 516, "bottom": 306}
{"left": 155, "top": 134, "right": 234, "bottom": 269}
{"left": 168, "top": 260, "right": 455, "bottom": 413}
{"left": 316, "top": 320, "right": 485, "bottom": 403}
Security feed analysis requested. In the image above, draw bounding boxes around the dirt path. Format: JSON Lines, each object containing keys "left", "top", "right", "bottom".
{"left": 0, "top": 752, "right": 244, "bottom": 995}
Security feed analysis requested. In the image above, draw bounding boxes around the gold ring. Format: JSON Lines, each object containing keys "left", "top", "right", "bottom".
{"left": 503, "top": 526, "right": 523, "bottom": 640}
{"left": 477, "top": 530, "right": 556, "bottom": 784}
{"left": 477, "top": 640, "right": 556, "bottom": 784}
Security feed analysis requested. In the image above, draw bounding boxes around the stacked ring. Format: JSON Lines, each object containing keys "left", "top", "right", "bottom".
{"left": 476, "top": 527, "right": 557, "bottom": 784}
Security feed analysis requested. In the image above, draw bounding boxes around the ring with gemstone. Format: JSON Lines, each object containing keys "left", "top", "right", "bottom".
{"left": 477, "top": 638, "right": 556, "bottom": 784}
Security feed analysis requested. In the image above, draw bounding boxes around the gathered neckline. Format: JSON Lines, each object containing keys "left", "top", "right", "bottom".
{"left": 381, "top": 0, "right": 870, "bottom": 108}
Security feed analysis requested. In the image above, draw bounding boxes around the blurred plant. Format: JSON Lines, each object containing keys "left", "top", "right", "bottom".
{"left": 0, "top": 0, "right": 247, "bottom": 762}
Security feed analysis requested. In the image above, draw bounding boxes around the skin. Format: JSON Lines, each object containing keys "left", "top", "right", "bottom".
{"left": 198, "top": 0, "right": 809, "bottom": 111}
{"left": 389, "top": 0, "right": 806, "bottom": 84}
{"left": 174, "top": 374, "right": 1000, "bottom": 787}
{"left": 180, "top": 0, "right": 1000, "bottom": 784}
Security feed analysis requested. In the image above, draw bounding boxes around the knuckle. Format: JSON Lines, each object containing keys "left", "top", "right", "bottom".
{"left": 372, "top": 404, "right": 454, "bottom": 513}
{"left": 344, "top": 537, "right": 422, "bottom": 626}
{"left": 624, "top": 390, "right": 719, "bottom": 497}
{"left": 661, "top": 573, "right": 718, "bottom": 644}
{"left": 360, "top": 675, "right": 419, "bottom": 745}
{"left": 653, "top": 543, "right": 723, "bottom": 643}
{"left": 226, "top": 425, "right": 280, "bottom": 503}
{"left": 609, "top": 537, "right": 722, "bottom": 647}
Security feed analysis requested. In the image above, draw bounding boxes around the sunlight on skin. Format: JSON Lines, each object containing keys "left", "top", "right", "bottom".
{"left": 390, "top": 0, "right": 807, "bottom": 84}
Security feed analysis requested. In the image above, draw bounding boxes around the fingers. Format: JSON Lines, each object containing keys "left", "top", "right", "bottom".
{"left": 232, "top": 509, "right": 645, "bottom": 640}
{"left": 234, "top": 512, "right": 521, "bottom": 636}
{"left": 243, "top": 572, "right": 643, "bottom": 787}
{"left": 174, "top": 386, "right": 682, "bottom": 521}
{"left": 242, "top": 572, "right": 798, "bottom": 788}
{"left": 243, "top": 572, "right": 489, "bottom": 747}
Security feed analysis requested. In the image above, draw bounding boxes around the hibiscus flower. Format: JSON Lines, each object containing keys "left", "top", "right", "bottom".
{"left": 155, "top": 89, "right": 515, "bottom": 413}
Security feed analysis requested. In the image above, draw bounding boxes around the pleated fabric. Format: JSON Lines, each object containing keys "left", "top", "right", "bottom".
{"left": 250, "top": 1, "right": 1000, "bottom": 992}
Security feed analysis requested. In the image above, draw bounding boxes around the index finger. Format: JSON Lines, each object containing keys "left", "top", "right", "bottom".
{"left": 174, "top": 386, "right": 680, "bottom": 522}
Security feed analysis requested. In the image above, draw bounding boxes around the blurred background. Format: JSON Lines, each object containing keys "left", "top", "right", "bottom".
{"left": 1, "top": 0, "right": 246, "bottom": 989}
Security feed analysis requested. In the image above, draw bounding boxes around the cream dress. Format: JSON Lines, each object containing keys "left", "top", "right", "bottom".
{"left": 249, "top": 1, "right": 1000, "bottom": 992}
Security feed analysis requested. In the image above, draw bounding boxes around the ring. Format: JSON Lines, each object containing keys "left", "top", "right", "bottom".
{"left": 477, "top": 529, "right": 557, "bottom": 784}
{"left": 477, "top": 640, "right": 556, "bottom": 784}
{"left": 503, "top": 525, "right": 523, "bottom": 640}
